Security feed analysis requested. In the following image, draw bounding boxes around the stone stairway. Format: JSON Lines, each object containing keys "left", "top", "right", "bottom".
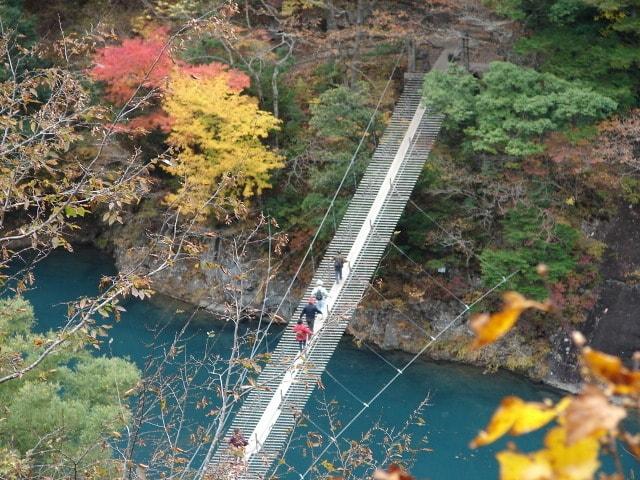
{"left": 207, "top": 70, "right": 445, "bottom": 479}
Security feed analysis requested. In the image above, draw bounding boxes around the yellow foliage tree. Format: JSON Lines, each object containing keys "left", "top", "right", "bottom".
{"left": 162, "top": 71, "right": 283, "bottom": 218}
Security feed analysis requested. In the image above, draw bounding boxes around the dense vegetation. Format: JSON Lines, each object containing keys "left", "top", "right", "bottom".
{"left": 0, "top": 298, "right": 139, "bottom": 477}
{"left": 1, "top": 0, "right": 640, "bottom": 478}
{"left": 417, "top": 0, "right": 639, "bottom": 318}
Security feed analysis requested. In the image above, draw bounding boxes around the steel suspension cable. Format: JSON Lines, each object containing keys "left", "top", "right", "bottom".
{"left": 298, "top": 270, "right": 518, "bottom": 479}
{"left": 248, "top": 46, "right": 407, "bottom": 358}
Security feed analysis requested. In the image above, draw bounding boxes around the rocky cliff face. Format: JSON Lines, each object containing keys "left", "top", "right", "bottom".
{"left": 587, "top": 203, "right": 640, "bottom": 360}
{"left": 113, "top": 237, "right": 296, "bottom": 319}
{"left": 104, "top": 202, "right": 640, "bottom": 391}
{"left": 347, "top": 297, "right": 552, "bottom": 381}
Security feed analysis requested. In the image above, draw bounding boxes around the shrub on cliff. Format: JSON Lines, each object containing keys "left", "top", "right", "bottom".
{"left": 422, "top": 62, "right": 617, "bottom": 157}
{"left": 480, "top": 206, "right": 579, "bottom": 300}
{"left": 487, "top": 0, "right": 640, "bottom": 107}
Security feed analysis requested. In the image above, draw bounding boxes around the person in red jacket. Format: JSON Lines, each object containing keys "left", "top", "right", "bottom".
{"left": 293, "top": 318, "right": 313, "bottom": 352}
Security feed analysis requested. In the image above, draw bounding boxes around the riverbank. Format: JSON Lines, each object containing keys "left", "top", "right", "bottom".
{"left": 92, "top": 218, "right": 582, "bottom": 392}
{"left": 23, "top": 246, "right": 573, "bottom": 479}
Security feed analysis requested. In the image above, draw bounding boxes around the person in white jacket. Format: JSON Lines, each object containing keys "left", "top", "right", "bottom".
{"left": 311, "top": 280, "right": 329, "bottom": 317}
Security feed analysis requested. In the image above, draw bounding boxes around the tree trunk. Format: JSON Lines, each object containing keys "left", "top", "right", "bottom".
{"left": 244, "top": 0, "right": 251, "bottom": 28}
{"left": 272, "top": 66, "right": 280, "bottom": 121}
{"left": 349, "top": 0, "right": 364, "bottom": 87}
{"left": 272, "top": 65, "right": 280, "bottom": 147}
{"left": 407, "top": 36, "right": 416, "bottom": 72}
{"left": 325, "top": 0, "right": 336, "bottom": 30}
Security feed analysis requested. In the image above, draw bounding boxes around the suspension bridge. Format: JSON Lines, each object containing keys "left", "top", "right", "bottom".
{"left": 207, "top": 46, "right": 456, "bottom": 479}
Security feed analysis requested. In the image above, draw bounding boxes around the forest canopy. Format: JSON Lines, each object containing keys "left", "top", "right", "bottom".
{"left": 423, "top": 62, "right": 617, "bottom": 156}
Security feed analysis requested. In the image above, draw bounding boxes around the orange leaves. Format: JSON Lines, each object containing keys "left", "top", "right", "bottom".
{"left": 91, "top": 28, "right": 251, "bottom": 105}
{"left": 90, "top": 26, "right": 251, "bottom": 136}
{"left": 471, "top": 396, "right": 570, "bottom": 448}
{"left": 581, "top": 347, "right": 640, "bottom": 395}
{"left": 90, "top": 27, "right": 174, "bottom": 104}
{"left": 470, "top": 292, "right": 551, "bottom": 348}
{"left": 563, "top": 386, "right": 626, "bottom": 444}
{"left": 372, "top": 465, "right": 414, "bottom": 480}
{"left": 180, "top": 63, "right": 250, "bottom": 92}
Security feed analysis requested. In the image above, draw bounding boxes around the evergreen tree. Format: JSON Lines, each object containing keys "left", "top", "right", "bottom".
{"left": 423, "top": 62, "right": 617, "bottom": 156}
{"left": 0, "top": 297, "right": 140, "bottom": 478}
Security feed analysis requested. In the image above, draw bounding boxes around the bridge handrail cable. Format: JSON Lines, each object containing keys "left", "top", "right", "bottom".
{"left": 248, "top": 47, "right": 407, "bottom": 359}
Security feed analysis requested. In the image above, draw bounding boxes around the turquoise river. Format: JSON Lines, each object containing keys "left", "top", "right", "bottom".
{"left": 16, "top": 247, "right": 635, "bottom": 479}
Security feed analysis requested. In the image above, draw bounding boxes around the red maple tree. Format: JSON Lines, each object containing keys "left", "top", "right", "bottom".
{"left": 181, "top": 63, "right": 250, "bottom": 91}
{"left": 90, "top": 26, "right": 251, "bottom": 134}
{"left": 90, "top": 27, "right": 174, "bottom": 104}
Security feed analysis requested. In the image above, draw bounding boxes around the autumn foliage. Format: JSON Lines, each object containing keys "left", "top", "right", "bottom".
{"left": 470, "top": 290, "right": 640, "bottom": 479}
{"left": 89, "top": 27, "right": 251, "bottom": 132}
{"left": 470, "top": 396, "right": 571, "bottom": 448}
{"left": 470, "top": 292, "right": 551, "bottom": 348}
{"left": 90, "top": 27, "right": 174, "bottom": 104}
{"left": 90, "top": 27, "right": 282, "bottom": 217}
{"left": 162, "top": 70, "right": 282, "bottom": 216}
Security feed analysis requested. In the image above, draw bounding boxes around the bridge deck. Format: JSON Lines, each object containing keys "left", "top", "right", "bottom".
{"left": 208, "top": 50, "right": 453, "bottom": 479}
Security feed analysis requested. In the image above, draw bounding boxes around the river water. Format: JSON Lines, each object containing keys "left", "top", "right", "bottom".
{"left": 18, "top": 247, "right": 629, "bottom": 479}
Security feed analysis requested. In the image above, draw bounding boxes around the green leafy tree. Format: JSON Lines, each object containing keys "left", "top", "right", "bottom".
{"left": 307, "top": 83, "right": 381, "bottom": 193}
{"left": 479, "top": 206, "right": 579, "bottom": 299}
{"left": 423, "top": 62, "right": 617, "bottom": 156}
{"left": 0, "top": 0, "right": 36, "bottom": 43}
{"left": 485, "top": 0, "right": 640, "bottom": 107}
{"left": 484, "top": 0, "right": 588, "bottom": 25}
{"left": 585, "top": 0, "right": 640, "bottom": 34}
{"left": 0, "top": 0, "right": 38, "bottom": 81}
{"left": 515, "top": 28, "right": 640, "bottom": 107}
{"left": 309, "top": 82, "right": 379, "bottom": 146}
{"left": 0, "top": 297, "right": 140, "bottom": 478}
{"left": 266, "top": 83, "right": 381, "bottom": 236}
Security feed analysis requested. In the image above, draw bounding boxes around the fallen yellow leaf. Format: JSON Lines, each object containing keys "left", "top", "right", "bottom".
{"left": 496, "top": 426, "right": 600, "bottom": 480}
{"left": 470, "top": 292, "right": 550, "bottom": 348}
{"left": 497, "top": 450, "right": 552, "bottom": 480}
{"left": 544, "top": 426, "right": 600, "bottom": 480}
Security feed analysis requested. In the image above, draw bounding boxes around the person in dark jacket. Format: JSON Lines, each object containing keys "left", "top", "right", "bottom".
{"left": 300, "top": 297, "right": 322, "bottom": 331}
{"left": 333, "top": 251, "right": 348, "bottom": 284}
{"left": 229, "top": 428, "right": 248, "bottom": 463}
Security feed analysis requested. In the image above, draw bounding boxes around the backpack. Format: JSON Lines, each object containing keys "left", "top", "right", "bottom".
{"left": 334, "top": 255, "right": 344, "bottom": 268}
{"left": 315, "top": 289, "right": 323, "bottom": 300}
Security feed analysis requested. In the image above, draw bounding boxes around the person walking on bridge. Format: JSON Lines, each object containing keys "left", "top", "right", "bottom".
{"left": 333, "top": 251, "right": 348, "bottom": 284}
{"left": 300, "top": 297, "right": 322, "bottom": 332}
{"left": 311, "top": 279, "right": 329, "bottom": 316}
{"left": 229, "top": 428, "right": 248, "bottom": 464}
{"left": 293, "top": 318, "right": 313, "bottom": 352}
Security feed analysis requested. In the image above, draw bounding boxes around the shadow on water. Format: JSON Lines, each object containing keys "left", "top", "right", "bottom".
{"left": 13, "top": 246, "right": 638, "bottom": 479}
